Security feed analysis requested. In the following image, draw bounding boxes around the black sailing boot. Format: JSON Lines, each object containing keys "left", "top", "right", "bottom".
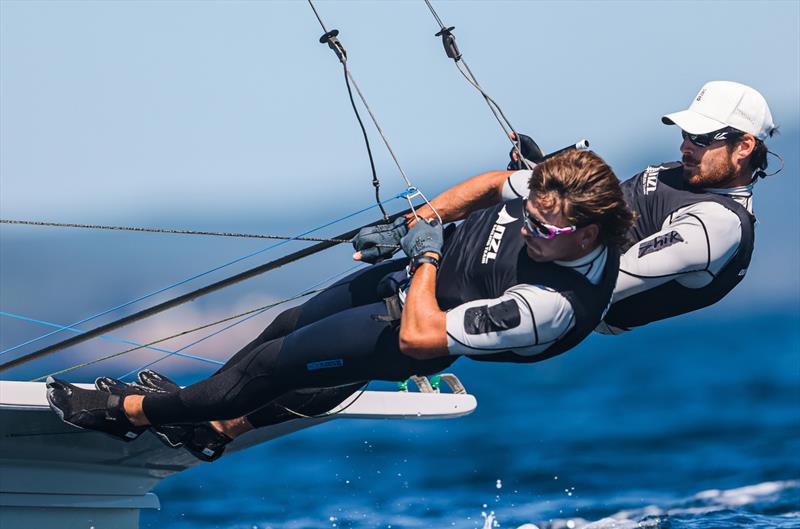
{"left": 46, "top": 377, "right": 147, "bottom": 442}
{"left": 137, "top": 369, "right": 232, "bottom": 462}
{"left": 94, "top": 376, "right": 188, "bottom": 449}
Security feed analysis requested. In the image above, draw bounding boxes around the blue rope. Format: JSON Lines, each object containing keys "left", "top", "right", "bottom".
{"left": 0, "top": 193, "right": 406, "bottom": 357}
{"left": 0, "top": 311, "right": 224, "bottom": 366}
{"left": 116, "top": 262, "right": 366, "bottom": 381}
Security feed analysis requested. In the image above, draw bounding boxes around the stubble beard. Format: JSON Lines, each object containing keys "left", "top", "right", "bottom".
{"left": 683, "top": 156, "right": 737, "bottom": 189}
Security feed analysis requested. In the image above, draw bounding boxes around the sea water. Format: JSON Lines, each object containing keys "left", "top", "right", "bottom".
{"left": 140, "top": 308, "right": 800, "bottom": 529}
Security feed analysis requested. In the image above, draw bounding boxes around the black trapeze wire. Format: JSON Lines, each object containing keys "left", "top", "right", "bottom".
{"left": 342, "top": 53, "right": 388, "bottom": 222}
{"left": 307, "top": 0, "right": 440, "bottom": 223}
{"left": 308, "top": 0, "right": 388, "bottom": 221}
{"left": 422, "top": 0, "right": 534, "bottom": 170}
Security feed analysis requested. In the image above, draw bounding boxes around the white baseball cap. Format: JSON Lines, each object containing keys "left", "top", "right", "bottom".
{"left": 662, "top": 81, "right": 775, "bottom": 141}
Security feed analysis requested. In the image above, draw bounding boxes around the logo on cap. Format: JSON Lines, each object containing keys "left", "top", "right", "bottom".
{"left": 695, "top": 88, "right": 706, "bottom": 102}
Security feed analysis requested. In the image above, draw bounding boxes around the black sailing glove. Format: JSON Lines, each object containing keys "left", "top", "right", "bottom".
{"left": 352, "top": 217, "right": 408, "bottom": 264}
{"left": 507, "top": 133, "right": 546, "bottom": 170}
{"left": 401, "top": 218, "right": 443, "bottom": 259}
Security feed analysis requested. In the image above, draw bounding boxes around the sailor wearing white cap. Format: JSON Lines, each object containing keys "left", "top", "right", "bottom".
{"left": 598, "top": 81, "right": 781, "bottom": 331}
{"left": 502, "top": 81, "right": 780, "bottom": 332}
{"left": 358, "top": 80, "right": 780, "bottom": 333}
{"left": 662, "top": 80, "right": 775, "bottom": 141}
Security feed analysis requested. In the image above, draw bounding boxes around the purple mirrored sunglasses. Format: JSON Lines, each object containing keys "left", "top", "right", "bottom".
{"left": 522, "top": 200, "right": 578, "bottom": 239}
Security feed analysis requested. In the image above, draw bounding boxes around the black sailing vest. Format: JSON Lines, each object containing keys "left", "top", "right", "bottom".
{"left": 435, "top": 198, "right": 620, "bottom": 364}
{"left": 603, "top": 162, "right": 756, "bottom": 330}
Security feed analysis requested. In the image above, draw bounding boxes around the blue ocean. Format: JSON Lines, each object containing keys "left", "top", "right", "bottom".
{"left": 2, "top": 2, "right": 798, "bottom": 527}
{"left": 2, "top": 124, "right": 799, "bottom": 528}
{"left": 137, "top": 307, "right": 799, "bottom": 529}
{"left": 1, "top": 188, "right": 799, "bottom": 529}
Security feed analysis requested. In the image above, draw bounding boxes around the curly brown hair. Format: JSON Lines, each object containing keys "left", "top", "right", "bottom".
{"left": 527, "top": 149, "right": 635, "bottom": 249}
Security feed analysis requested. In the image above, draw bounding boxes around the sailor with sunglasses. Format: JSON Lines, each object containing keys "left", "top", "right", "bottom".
{"left": 508, "top": 81, "right": 778, "bottom": 333}
{"left": 47, "top": 150, "right": 634, "bottom": 457}
{"left": 356, "top": 81, "right": 777, "bottom": 335}
{"left": 46, "top": 82, "right": 773, "bottom": 460}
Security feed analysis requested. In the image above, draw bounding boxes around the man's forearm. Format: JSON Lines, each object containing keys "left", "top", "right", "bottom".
{"left": 410, "top": 170, "right": 510, "bottom": 224}
{"left": 398, "top": 256, "right": 448, "bottom": 359}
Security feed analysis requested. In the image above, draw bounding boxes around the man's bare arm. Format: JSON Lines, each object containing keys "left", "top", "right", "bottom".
{"left": 353, "top": 170, "right": 516, "bottom": 262}
{"left": 409, "top": 170, "right": 511, "bottom": 225}
{"left": 398, "top": 253, "right": 448, "bottom": 359}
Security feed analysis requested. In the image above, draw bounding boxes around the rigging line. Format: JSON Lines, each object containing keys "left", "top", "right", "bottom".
{"left": 0, "top": 219, "right": 393, "bottom": 246}
{"left": 308, "top": 0, "right": 387, "bottom": 221}
{"left": 342, "top": 68, "right": 413, "bottom": 189}
{"left": 424, "top": 0, "right": 522, "bottom": 149}
{"left": 0, "top": 202, "right": 414, "bottom": 374}
{"left": 307, "top": 0, "right": 329, "bottom": 32}
{"left": 0, "top": 192, "right": 406, "bottom": 361}
{"left": 279, "top": 381, "right": 370, "bottom": 420}
{"left": 120, "top": 262, "right": 374, "bottom": 420}
{"left": 118, "top": 262, "right": 366, "bottom": 381}
{"left": 29, "top": 288, "right": 325, "bottom": 382}
{"left": 307, "top": 0, "right": 442, "bottom": 223}
{"left": 455, "top": 61, "right": 516, "bottom": 138}
{"left": 1, "top": 311, "right": 224, "bottom": 368}
{"left": 5, "top": 430, "right": 95, "bottom": 439}
{"left": 342, "top": 48, "right": 389, "bottom": 222}
{"left": 422, "top": 0, "right": 534, "bottom": 171}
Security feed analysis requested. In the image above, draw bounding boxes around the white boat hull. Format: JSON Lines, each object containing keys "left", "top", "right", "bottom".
{"left": 0, "top": 379, "right": 476, "bottom": 529}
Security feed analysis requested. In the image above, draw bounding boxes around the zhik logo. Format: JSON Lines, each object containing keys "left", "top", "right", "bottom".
{"left": 638, "top": 231, "right": 685, "bottom": 258}
{"left": 481, "top": 205, "right": 517, "bottom": 264}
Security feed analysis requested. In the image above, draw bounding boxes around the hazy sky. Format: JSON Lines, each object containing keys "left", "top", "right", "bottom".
{"left": 1, "top": 1, "right": 798, "bottom": 372}
{"left": 1, "top": 1, "right": 798, "bottom": 220}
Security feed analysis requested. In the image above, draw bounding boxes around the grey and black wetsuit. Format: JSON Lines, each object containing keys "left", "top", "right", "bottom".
{"left": 504, "top": 163, "right": 756, "bottom": 333}
{"left": 434, "top": 199, "right": 619, "bottom": 363}
{"left": 602, "top": 162, "right": 755, "bottom": 331}
{"left": 141, "top": 199, "right": 619, "bottom": 426}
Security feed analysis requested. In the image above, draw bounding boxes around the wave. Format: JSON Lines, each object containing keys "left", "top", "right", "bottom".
{"left": 482, "top": 480, "right": 800, "bottom": 529}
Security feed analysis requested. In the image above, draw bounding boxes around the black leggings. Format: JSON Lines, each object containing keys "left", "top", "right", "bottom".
{"left": 142, "top": 260, "right": 458, "bottom": 425}
{"left": 220, "top": 307, "right": 364, "bottom": 429}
